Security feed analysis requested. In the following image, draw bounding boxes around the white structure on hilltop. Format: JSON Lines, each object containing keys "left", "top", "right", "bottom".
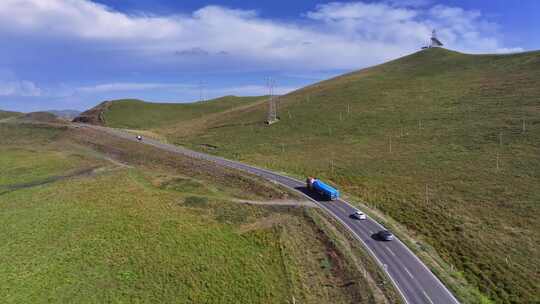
{"left": 422, "top": 29, "right": 444, "bottom": 49}
{"left": 430, "top": 30, "right": 444, "bottom": 48}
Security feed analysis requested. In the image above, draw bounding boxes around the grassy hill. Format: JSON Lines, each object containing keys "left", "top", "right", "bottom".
{"left": 0, "top": 110, "right": 22, "bottom": 120}
{"left": 0, "top": 120, "right": 398, "bottom": 304}
{"left": 95, "top": 95, "right": 268, "bottom": 129}
{"left": 99, "top": 48, "right": 540, "bottom": 303}
{"left": 20, "top": 112, "right": 61, "bottom": 123}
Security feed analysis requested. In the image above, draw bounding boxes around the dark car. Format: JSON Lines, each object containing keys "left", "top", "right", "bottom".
{"left": 377, "top": 230, "right": 394, "bottom": 241}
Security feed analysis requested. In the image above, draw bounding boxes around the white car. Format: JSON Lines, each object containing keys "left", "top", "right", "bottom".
{"left": 136, "top": 135, "right": 143, "bottom": 141}
{"left": 352, "top": 210, "right": 367, "bottom": 220}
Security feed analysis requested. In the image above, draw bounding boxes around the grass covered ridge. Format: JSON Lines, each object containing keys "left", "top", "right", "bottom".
{"left": 1, "top": 169, "right": 291, "bottom": 303}
{"left": 0, "top": 122, "right": 392, "bottom": 303}
{"left": 102, "top": 48, "right": 540, "bottom": 303}
{"left": 0, "top": 110, "right": 22, "bottom": 120}
{"left": 102, "top": 95, "right": 268, "bottom": 130}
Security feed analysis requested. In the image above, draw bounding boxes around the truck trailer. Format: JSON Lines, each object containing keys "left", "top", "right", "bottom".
{"left": 306, "top": 177, "right": 340, "bottom": 201}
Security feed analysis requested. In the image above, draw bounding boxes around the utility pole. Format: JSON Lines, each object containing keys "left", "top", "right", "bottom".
{"left": 198, "top": 81, "right": 206, "bottom": 102}
{"left": 199, "top": 81, "right": 202, "bottom": 102}
{"left": 266, "top": 77, "right": 279, "bottom": 125}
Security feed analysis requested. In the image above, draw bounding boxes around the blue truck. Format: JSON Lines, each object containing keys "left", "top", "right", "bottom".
{"left": 306, "top": 177, "right": 340, "bottom": 201}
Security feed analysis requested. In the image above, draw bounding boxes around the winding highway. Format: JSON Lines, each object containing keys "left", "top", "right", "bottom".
{"left": 80, "top": 124, "right": 460, "bottom": 304}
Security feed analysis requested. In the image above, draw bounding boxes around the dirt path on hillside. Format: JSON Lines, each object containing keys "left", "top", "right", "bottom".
{"left": 232, "top": 198, "right": 316, "bottom": 207}
{"left": 0, "top": 117, "right": 17, "bottom": 123}
{"left": 0, "top": 166, "right": 103, "bottom": 196}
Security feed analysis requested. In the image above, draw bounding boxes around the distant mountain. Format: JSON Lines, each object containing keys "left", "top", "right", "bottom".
{"left": 46, "top": 109, "right": 81, "bottom": 119}
{"left": 21, "top": 111, "right": 61, "bottom": 123}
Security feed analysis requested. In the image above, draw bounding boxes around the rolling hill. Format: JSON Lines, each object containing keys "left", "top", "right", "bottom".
{"left": 1, "top": 116, "right": 398, "bottom": 303}
{"left": 19, "top": 112, "right": 62, "bottom": 123}
{"left": 0, "top": 110, "right": 22, "bottom": 120}
{"left": 84, "top": 47, "right": 540, "bottom": 303}
{"left": 74, "top": 95, "right": 268, "bottom": 129}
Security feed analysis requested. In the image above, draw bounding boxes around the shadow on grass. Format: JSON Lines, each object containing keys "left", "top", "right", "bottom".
{"left": 0, "top": 166, "right": 100, "bottom": 197}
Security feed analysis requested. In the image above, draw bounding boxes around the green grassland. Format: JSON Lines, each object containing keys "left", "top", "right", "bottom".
{"left": 102, "top": 96, "right": 268, "bottom": 130}
{"left": 1, "top": 170, "right": 292, "bottom": 303}
{"left": 0, "top": 110, "right": 22, "bottom": 120}
{"left": 100, "top": 48, "right": 540, "bottom": 303}
{"left": 0, "top": 122, "right": 393, "bottom": 303}
{"left": 0, "top": 124, "right": 94, "bottom": 187}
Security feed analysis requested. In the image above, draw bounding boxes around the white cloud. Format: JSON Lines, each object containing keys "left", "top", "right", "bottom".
{"left": 307, "top": 2, "right": 418, "bottom": 22}
{"left": 76, "top": 82, "right": 193, "bottom": 93}
{"left": 385, "top": 0, "right": 433, "bottom": 8}
{"left": 0, "top": 0, "right": 180, "bottom": 40}
{"left": 493, "top": 47, "right": 524, "bottom": 54}
{"left": 0, "top": 0, "right": 522, "bottom": 72}
{"left": 209, "top": 85, "right": 299, "bottom": 97}
{"left": 73, "top": 82, "right": 297, "bottom": 99}
{"left": 0, "top": 80, "right": 42, "bottom": 97}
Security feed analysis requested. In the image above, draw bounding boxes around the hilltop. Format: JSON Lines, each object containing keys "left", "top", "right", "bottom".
{"left": 20, "top": 111, "right": 62, "bottom": 123}
{"left": 90, "top": 47, "right": 540, "bottom": 303}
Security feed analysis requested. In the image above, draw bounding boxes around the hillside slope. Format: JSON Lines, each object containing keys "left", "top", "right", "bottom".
{"left": 0, "top": 110, "right": 22, "bottom": 120}
{"left": 73, "top": 100, "right": 111, "bottom": 125}
{"left": 19, "top": 112, "right": 62, "bottom": 123}
{"left": 0, "top": 120, "right": 397, "bottom": 304}
{"left": 97, "top": 48, "right": 540, "bottom": 303}
{"left": 77, "top": 96, "right": 268, "bottom": 129}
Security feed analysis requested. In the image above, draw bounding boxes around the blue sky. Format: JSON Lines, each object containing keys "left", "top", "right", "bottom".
{"left": 0, "top": 0, "right": 538, "bottom": 112}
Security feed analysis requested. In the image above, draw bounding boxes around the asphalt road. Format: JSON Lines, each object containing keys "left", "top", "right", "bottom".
{"left": 81, "top": 124, "right": 460, "bottom": 304}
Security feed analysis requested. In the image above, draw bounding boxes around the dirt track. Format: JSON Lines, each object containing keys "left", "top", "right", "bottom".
{"left": 232, "top": 199, "right": 316, "bottom": 207}
{"left": 0, "top": 166, "right": 102, "bottom": 196}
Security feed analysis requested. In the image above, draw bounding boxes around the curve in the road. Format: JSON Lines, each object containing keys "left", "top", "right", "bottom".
{"left": 80, "top": 124, "right": 460, "bottom": 304}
